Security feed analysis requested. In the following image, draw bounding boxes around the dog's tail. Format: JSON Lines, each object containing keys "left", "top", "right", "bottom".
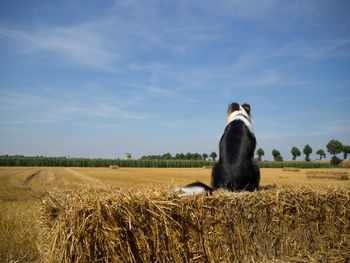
{"left": 173, "top": 181, "right": 213, "bottom": 196}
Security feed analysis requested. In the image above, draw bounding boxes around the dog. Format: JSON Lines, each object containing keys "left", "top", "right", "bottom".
{"left": 174, "top": 102, "right": 260, "bottom": 196}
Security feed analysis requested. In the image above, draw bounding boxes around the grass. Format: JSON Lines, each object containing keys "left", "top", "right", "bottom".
{"left": 0, "top": 167, "right": 349, "bottom": 262}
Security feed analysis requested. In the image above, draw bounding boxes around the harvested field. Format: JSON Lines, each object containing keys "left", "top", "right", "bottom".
{"left": 282, "top": 167, "right": 300, "bottom": 172}
{"left": 339, "top": 160, "right": 350, "bottom": 168}
{"left": 1, "top": 167, "right": 350, "bottom": 262}
{"left": 307, "top": 171, "right": 349, "bottom": 180}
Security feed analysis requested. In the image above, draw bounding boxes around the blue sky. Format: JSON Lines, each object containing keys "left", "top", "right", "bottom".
{"left": 0, "top": 0, "right": 349, "bottom": 160}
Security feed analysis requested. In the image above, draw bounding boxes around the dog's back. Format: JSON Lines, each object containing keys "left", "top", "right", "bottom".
{"left": 174, "top": 102, "right": 260, "bottom": 196}
{"left": 211, "top": 116, "right": 260, "bottom": 191}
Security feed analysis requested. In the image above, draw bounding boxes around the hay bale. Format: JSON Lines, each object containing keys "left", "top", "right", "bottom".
{"left": 39, "top": 186, "right": 350, "bottom": 263}
{"left": 109, "top": 165, "right": 119, "bottom": 169}
{"left": 307, "top": 171, "right": 349, "bottom": 180}
{"left": 202, "top": 166, "right": 213, "bottom": 169}
{"left": 282, "top": 167, "right": 300, "bottom": 172}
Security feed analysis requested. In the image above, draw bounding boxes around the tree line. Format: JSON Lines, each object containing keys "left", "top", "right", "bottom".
{"left": 141, "top": 152, "right": 218, "bottom": 161}
{"left": 256, "top": 139, "right": 349, "bottom": 165}
{"left": 0, "top": 155, "right": 333, "bottom": 168}
{"left": 0, "top": 156, "right": 214, "bottom": 168}
{"left": 0, "top": 140, "right": 347, "bottom": 168}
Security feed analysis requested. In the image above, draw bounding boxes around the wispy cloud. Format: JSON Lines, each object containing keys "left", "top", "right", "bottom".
{"left": 146, "top": 86, "right": 177, "bottom": 97}
{"left": 0, "top": 91, "right": 150, "bottom": 125}
{"left": 258, "top": 119, "right": 350, "bottom": 140}
{"left": 0, "top": 91, "right": 46, "bottom": 109}
{"left": 304, "top": 38, "right": 350, "bottom": 59}
{"left": 61, "top": 104, "right": 149, "bottom": 120}
{"left": 0, "top": 24, "right": 117, "bottom": 71}
{"left": 268, "top": 38, "right": 350, "bottom": 61}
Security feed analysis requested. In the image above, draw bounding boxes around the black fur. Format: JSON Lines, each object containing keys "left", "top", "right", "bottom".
{"left": 179, "top": 104, "right": 260, "bottom": 194}
{"left": 211, "top": 119, "right": 260, "bottom": 191}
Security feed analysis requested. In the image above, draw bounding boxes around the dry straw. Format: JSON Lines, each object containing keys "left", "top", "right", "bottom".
{"left": 282, "top": 167, "right": 300, "bottom": 172}
{"left": 39, "top": 185, "right": 350, "bottom": 263}
{"left": 307, "top": 171, "right": 349, "bottom": 181}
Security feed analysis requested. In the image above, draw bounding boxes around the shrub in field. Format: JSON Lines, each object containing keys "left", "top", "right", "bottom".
{"left": 331, "top": 156, "right": 342, "bottom": 166}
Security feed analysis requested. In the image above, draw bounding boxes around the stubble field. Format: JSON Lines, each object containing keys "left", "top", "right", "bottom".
{"left": 0, "top": 167, "right": 349, "bottom": 262}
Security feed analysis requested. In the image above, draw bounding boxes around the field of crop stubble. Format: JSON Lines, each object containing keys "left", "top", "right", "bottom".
{"left": 0, "top": 167, "right": 349, "bottom": 262}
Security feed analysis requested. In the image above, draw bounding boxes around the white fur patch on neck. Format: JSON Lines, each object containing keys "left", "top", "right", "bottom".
{"left": 226, "top": 106, "right": 254, "bottom": 134}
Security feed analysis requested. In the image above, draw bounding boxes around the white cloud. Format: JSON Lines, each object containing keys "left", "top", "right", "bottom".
{"left": 62, "top": 104, "right": 149, "bottom": 120}
{"left": 0, "top": 25, "right": 117, "bottom": 71}
{"left": 267, "top": 38, "right": 350, "bottom": 62}
{"left": 0, "top": 91, "right": 46, "bottom": 109}
{"left": 146, "top": 86, "right": 178, "bottom": 97}
{"left": 0, "top": 90, "right": 150, "bottom": 125}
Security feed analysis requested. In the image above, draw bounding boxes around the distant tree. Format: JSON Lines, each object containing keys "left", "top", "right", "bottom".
{"left": 210, "top": 152, "right": 217, "bottom": 161}
{"left": 303, "top": 144, "right": 312, "bottom": 161}
{"left": 326, "top": 140, "right": 343, "bottom": 158}
{"left": 193, "top": 153, "right": 202, "bottom": 160}
{"left": 342, "top": 145, "right": 350, "bottom": 159}
{"left": 291, "top": 147, "right": 301, "bottom": 160}
{"left": 185, "top": 152, "right": 192, "bottom": 160}
{"left": 316, "top": 149, "right": 326, "bottom": 160}
{"left": 175, "top": 153, "right": 185, "bottom": 160}
{"left": 125, "top": 153, "right": 131, "bottom": 160}
{"left": 272, "top": 149, "right": 283, "bottom": 161}
{"left": 162, "top": 153, "right": 172, "bottom": 160}
{"left": 256, "top": 148, "right": 264, "bottom": 161}
{"left": 202, "top": 153, "right": 208, "bottom": 160}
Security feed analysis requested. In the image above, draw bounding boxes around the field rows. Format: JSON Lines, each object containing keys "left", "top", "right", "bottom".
{"left": 2, "top": 166, "right": 350, "bottom": 189}
{"left": 0, "top": 167, "right": 349, "bottom": 262}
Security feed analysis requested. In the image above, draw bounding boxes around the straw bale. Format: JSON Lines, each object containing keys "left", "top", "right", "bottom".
{"left": 39, "top": 186, "right": 350, "bottom": 263}
{"left": 202, "top": 166, "right": 213, "bottom": 169}
{"left": 307, "top": 171, "right": 349, "bottom": 180}
{"left": 109, "top": 165, "right": 119, "bottom": 169}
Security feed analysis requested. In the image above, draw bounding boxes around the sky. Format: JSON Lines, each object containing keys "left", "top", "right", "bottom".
{"left": 0, "top": 0, "right": 349, "bottom": 160}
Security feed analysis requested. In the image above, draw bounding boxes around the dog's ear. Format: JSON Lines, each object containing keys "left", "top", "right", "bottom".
{"left": 241, "top": 103, "right": 251, "bottom": 115}
{"left": 227, "top": 103, "right": 240, "bottom": 114}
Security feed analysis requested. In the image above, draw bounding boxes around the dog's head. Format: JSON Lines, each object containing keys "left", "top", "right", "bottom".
{"left": 225, "top": 102, "right": 252, "bottom": 125}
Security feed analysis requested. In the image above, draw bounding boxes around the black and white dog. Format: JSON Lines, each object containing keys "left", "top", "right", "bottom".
{"left": 175, "top": 102, "right": 260, "bottom": 195}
